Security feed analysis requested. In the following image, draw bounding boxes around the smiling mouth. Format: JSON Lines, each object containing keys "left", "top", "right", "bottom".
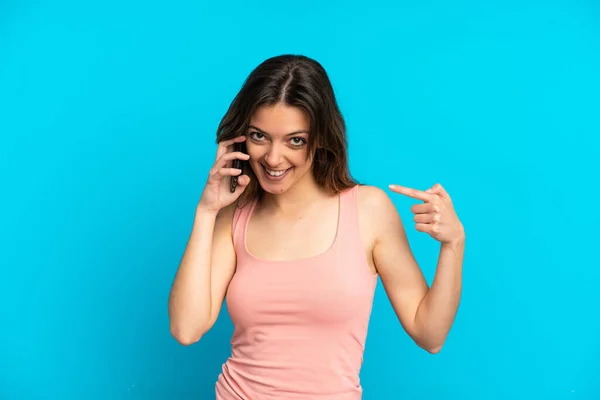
{"left": 262, "top": 164, "right": 292, "bottom": 180}
{"left": 265, "top": 167, "right": 289, "bottom": 176}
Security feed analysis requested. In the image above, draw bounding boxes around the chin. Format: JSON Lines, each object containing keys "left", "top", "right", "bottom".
{"left": 257, "top": 176, "right": 295, "bottom": 194}
{"left": 260, "top": 184, "right": 292, "bottom": 194}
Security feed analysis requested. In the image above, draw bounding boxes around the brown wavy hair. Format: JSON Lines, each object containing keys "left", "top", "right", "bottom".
{"left": 215, "top": 54, "right": 358, "bottom": 206}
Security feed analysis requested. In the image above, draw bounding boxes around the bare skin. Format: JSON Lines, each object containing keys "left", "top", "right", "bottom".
{"left": 168, "top": 103, "right": 465, "bottom": 352}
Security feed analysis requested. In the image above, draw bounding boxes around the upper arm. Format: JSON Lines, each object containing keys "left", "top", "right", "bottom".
{"left": 206, "top": 203, "right": 238, "bottom": 330}
{"left": 358, "top": 185, "right": 429, "bottom": 339}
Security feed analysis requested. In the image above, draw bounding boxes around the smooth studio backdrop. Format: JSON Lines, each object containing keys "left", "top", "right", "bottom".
{"left": 1, "top": 0, "right": 599, "bottom": 399}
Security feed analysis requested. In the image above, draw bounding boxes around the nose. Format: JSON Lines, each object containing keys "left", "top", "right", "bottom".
{"left": 264, "top": 144, "right": 283, "bottom": 167}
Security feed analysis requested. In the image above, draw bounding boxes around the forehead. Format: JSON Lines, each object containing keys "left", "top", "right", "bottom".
{"left": 249, "top": 104, "right": 310, "bottom": 136}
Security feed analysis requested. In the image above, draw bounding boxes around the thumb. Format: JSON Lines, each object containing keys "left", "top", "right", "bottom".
{"left": 233, "top": 175, "right": 250, "bottom": 195}
{"left": 428, "top": 183, "right": 449, "bottom": 198}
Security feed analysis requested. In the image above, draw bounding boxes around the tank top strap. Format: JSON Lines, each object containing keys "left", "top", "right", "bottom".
{"left": 232, "top": 199, "right": 257, "bottom": 253}
{"left": 335, "top": 185, "right": 362, "bottom": 246}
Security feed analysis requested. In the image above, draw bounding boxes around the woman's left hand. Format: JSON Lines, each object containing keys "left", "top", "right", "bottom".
{"left": 389, "top": 183, "right": 465, "bottom": 244}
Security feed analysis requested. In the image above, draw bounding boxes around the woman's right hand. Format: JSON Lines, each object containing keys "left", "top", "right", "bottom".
{"left": 198, "top": 135, "right": 250, "bottom": 214}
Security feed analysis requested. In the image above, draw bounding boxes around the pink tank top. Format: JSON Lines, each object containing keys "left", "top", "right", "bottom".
{"left": 215, "top": 185, "right": 378, "bottom": 400}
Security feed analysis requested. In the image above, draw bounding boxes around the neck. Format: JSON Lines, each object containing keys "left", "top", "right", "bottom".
{"left": 261, "top": 173, "right": 328, "bottom": 215}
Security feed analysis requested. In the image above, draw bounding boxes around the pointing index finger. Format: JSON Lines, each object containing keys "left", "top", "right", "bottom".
{"left": 389, "top": 184, "right": 433, "bottom": 202}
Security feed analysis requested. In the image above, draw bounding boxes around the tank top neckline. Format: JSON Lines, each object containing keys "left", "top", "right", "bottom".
{"left": 240, "top": 186, "right": 357, "bottom": 265}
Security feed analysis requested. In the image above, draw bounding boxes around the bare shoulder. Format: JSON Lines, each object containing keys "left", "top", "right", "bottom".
{"left": 357, "top": 184, "right": 394, "bottom": 208}
{"left": 357, "top": 185, "right": 400, "bottom": 226}
{"left": 356, "top": 185, "right": 402, "bottom": 253}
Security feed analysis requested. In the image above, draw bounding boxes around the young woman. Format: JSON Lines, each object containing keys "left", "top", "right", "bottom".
{"left": 168, "top": 54, "right": 465, "bottom": 400}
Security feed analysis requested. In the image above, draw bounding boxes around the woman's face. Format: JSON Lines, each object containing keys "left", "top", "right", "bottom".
{"left": 245, "top": 103, "right": 313, "bottom": 195}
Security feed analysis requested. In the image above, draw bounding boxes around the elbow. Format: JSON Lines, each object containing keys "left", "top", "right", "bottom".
{"left": 411, "top": 324, "right": 448, "bottom": 354}
{"left": 416, "top": 341, "right": 443, "bottom": 354}
{"left": 173, "top": 333, "right": 201, "bottom": 346}
{"left": 414, "top": 336, "right": 445, "bottom": 354}
{"left": 170, "top": 323, "right": 205, "bottom": 346}
{"left": 168, "top": 304, "right": 211, "bottom": 346}
{"left": 425, "top": 344, "right": 443, "bottom": 354}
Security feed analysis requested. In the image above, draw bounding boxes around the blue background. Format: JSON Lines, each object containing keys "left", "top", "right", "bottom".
{"left": 1, "top": 0, "right": 599, "bottom": 399}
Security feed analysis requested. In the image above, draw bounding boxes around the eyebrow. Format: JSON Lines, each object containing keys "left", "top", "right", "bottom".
{"left": 247, "top": 125, "right": 309, "bottom": 136}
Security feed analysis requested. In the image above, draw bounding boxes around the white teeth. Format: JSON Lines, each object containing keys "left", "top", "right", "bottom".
{"left": 265, "top": 167, "right": 288, "bottom": 177}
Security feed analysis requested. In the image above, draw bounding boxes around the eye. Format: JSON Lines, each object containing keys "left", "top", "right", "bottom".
{"left": 290, "top": 137, "right": 306, "bottom": 147}
{"left": 249, "top": 131, "right": 265, "bottom": 141}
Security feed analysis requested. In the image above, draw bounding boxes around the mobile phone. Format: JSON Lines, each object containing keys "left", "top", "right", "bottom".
{"left": 230, "top": 142, "right": 245, "bottom": 193}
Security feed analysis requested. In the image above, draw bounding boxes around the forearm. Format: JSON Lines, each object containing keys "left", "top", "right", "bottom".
{"left": 414, "top": 233, "right": 465, "bottom": 352}
{"left": 168, "top": 207, "right": 217, "bottom": 342}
